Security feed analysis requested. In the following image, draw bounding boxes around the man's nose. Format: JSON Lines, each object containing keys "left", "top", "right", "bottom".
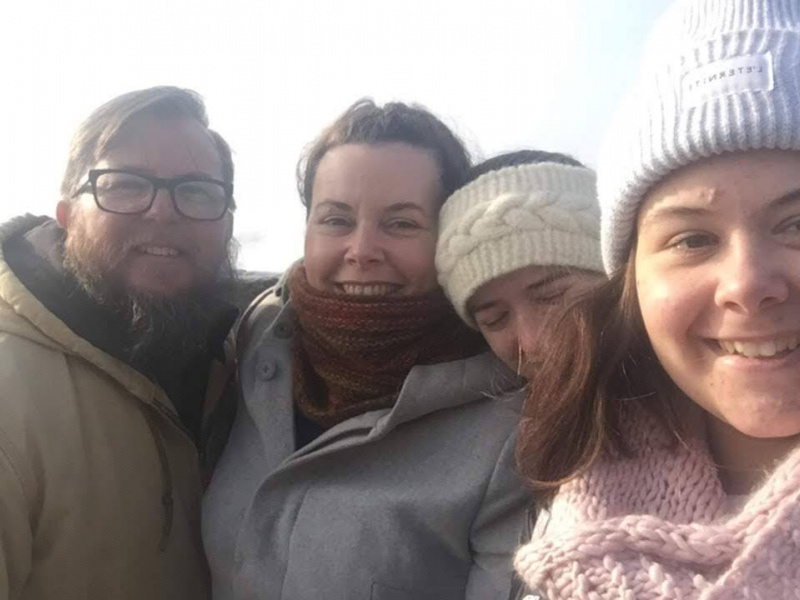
{"left": 142, "top": 188, "right": 180, "bottom": 222}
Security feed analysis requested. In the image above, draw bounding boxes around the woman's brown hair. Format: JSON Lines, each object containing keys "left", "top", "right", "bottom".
{"left": 297, "top": 98, "right": 471, "bottom": 216}
{"left": 517, "top": 247, "right": 682, "bottom": 496}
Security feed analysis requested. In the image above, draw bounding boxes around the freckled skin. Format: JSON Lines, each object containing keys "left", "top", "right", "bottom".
{"left": 634, "top": 150, "right": 800, "bottom": 490}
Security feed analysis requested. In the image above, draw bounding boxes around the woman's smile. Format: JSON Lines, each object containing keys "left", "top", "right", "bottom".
{"left": 303, "top": 143, "right": 442, "bottom": 297}
{"left": 334, "top": 282, "right": 403, "bottom": 296}
{"left": 713, "top": 334, "right": 800, "bottom": 359}
{"left": 636, "top": 150, "right": 800, "bottom": 439}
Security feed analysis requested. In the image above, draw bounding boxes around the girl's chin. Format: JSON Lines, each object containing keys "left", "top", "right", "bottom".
{"left": 726, "top": 418, "right": 800, "bottom": 440}
{"left": 709, "top": 402, "right": 800, "bottom": 440}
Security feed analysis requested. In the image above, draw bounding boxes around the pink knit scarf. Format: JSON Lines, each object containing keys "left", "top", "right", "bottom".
{"left": 514, "top": 405, "right": 800, "bottom": 599}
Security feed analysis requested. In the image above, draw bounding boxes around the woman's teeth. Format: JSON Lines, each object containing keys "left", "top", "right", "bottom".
{"left": 340, "top": 283, "right": 399, "bottom": 296}
{"left": 718, "top": 335, "right": 800, "bottom": 358}
{"left": 137, "top": 245, "right": 179, "bottom": 257}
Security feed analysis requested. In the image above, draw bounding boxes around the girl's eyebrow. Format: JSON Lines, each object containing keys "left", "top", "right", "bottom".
{"left": 640, "top": 204, "right": 713, "bottom": 228}
{"left": 526, "top": 270, "right": 570, "bottom": 293}
{"left": 472, "top": 299, "right": 500, "bottom": 315}
{"left": 770, "top": 187, "right": 800, "bottom": 210}
{"left": 642, "top": 186, "right": 800, "bottom": 228}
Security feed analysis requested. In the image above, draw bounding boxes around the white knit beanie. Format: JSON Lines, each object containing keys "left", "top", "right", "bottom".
{"left": 599, "top": 0, "right": 800, "bottom": 273}
{"left": 436, "top": 162, "right": 603, "bottom": 326}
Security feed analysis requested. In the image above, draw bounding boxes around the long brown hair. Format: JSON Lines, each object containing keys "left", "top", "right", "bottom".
{"left": 517, "top": 247, "right": 681, "bottom": 496}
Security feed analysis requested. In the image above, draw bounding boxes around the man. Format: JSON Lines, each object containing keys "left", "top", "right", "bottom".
{"left": 0, "top": 87, "right": 239, "bottom": 599}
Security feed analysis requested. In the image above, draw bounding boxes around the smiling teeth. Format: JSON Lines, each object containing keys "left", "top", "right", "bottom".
{"left": 719, "top": 335, "right": 800, "bottom": 358}
{"left": 341, "top": 284, "right": 398, "bottom": 296}
{"left": 139, "top": 246, "right": 179, "bottom": 257}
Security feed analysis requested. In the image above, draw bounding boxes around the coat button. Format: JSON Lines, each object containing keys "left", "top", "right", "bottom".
{"left": 273, "top": 321, "right": 292, "bottom": 339}
{"left": 258, "top": 360, "right": 278, "bottom": 381}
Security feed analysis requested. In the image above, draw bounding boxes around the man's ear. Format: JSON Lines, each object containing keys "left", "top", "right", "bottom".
{"left": 225, "top": 212, "right": 234, "bottom": 242}
{"left": 56, "top": 200, "right": 72, "bottom": 229}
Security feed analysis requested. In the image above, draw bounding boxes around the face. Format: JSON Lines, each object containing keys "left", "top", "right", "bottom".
{"left": 468, "top": 265, "right": 601, "bottom": 371}
{"left": 635, "top": 149, "right": 800, "bottom": 439}
{"left": 304, "top": 143, "right": 442, "bottom": 297}
{"left": 57, "top": 115, "right": 233, "bottom": 298}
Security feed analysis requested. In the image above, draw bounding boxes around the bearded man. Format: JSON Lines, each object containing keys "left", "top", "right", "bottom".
{"left": 0, "top": 87, "right": 239, "bottom": 600}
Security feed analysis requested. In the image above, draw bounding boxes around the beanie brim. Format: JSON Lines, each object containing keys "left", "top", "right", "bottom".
{"left": 446, "top": 229, "right": 604, "bottom": 326}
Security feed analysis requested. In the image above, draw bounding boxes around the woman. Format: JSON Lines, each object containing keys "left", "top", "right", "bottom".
{"left": 436, "top": 150, "right": 604, "bottom": 372}
{"left": 204, "top": 99, "right": 529, "bottom": 600}
{"left": 513, "top": 0, "right": 800, "bottom": 597}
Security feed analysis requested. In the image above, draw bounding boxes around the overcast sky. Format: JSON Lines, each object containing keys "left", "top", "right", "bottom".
{"left": 0, "top": 0, "right": 673, "bottom": 272}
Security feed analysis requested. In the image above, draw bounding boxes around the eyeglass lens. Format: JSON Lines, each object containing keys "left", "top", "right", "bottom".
{"left": 94, "top": 172, "right": 228, "bottom": 220}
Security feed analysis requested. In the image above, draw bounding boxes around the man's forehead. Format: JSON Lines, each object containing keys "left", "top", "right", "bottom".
{"left": 98, "top": 116, "right": 223, "bottom": 178}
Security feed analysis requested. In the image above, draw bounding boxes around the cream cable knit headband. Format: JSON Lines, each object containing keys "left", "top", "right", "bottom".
{"left": 599, "top": 0, "right": 800, "bottom": 273}
{"left": 436, "top": 162, "right": 603, "bottom": 326}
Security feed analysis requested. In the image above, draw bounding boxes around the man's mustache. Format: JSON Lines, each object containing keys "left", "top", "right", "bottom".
{"left": 115, "top": 233, "right": 198, "bottom": 266}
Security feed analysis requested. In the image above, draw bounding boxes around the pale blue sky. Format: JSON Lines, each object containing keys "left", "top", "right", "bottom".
{"left": 0, "top": 0, "right": 673, "bottom": 271}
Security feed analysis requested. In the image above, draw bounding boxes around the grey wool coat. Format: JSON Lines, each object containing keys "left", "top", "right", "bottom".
{"left": 203, "top": 277, "right": 530, "bottom": 600}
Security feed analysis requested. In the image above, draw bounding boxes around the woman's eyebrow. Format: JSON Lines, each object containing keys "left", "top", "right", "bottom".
{"left": 641, "top": 186, "right": 800, "bottom": 226}
{"left": 770, "top": 187, "right": 800, "bottom": 210}
{"left": 313, "top": 200, "right": 352, "bottom": 213}
{"left": 639, "top": 204, "right": 713, "bottom": 228}
{"left": 385, "top": 202, "right": 426, "bottom": 214}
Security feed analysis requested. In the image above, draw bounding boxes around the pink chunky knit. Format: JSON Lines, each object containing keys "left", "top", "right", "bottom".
{"left": 514, "top": 406, "right": 800, "bottom": 599}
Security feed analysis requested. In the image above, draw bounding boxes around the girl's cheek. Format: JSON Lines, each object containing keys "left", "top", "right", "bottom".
{"left": 637, "top": 271, "right": 695, "bottom": 332}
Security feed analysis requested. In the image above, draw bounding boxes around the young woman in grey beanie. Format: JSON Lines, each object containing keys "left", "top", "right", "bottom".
{"left": 513, "top": 0, "right": 800, "bottom": 597}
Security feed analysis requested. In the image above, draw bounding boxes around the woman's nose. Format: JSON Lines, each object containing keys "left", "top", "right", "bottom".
{"left": 345, "top": 225, "right": 384, "bottom": 267}
{"left": 714, "top": 237, "right": 789, "bottom": 314}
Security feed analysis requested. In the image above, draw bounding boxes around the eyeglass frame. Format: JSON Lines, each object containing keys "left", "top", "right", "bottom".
{"left": 74, "top": 168, "right": 235, "bottom": 221}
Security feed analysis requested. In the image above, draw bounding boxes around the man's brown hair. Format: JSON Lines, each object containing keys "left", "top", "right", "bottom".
{"left": 61, "top": 86, "right": 234, "bottom": 202}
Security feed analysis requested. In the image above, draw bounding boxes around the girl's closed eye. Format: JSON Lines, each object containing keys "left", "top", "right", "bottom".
{"left": 477, "top": 310, "right": 510, "bottom": 331}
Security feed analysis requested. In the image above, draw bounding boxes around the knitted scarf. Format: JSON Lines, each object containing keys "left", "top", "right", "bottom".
{"left": 288, "top": 265, "right": 486, "bottom": 428}
{"left": 514, "top": 404, "right": 800, "bottom": 599}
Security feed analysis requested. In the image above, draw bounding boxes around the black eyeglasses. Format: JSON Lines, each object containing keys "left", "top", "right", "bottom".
{"left": 75, "top": 169, "right": 234, "bottom": 221}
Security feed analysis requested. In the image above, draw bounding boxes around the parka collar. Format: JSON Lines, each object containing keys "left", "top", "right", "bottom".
{"left": 0, "top": 214, "right": 237, "bottom": 414}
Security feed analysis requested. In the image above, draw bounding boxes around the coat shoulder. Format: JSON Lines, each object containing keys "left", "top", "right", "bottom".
{"left": 235, "top": 279, "right": 288, "bottom": 352}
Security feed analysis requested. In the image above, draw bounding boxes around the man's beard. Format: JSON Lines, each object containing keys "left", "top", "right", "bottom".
{"left": 62, "top": 217, "right": 239, "bottom": 371}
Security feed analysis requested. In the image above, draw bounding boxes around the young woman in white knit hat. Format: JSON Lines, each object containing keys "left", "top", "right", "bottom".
{"left": 513, "top": 0, "right": 800, "bottom": 598}
{"left": 436, "top": 150, "right": 604, "bottom": 373}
